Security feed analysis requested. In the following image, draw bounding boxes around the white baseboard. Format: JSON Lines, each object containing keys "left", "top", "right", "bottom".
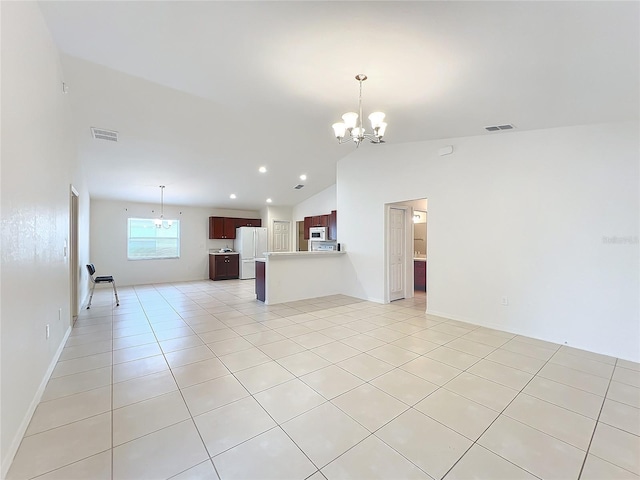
{"left": 1, "top": 325, "right": 72, "bottom": 479}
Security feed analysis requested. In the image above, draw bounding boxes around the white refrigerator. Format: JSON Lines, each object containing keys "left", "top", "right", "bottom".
{"left": 235, "top": 227, "right": 268, "bottom": 279}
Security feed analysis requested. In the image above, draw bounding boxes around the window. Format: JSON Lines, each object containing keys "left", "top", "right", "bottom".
{"left": 127, "top": 218, "right": 180, "bottom": 260}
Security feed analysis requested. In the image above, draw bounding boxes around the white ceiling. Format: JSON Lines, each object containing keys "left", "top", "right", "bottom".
{"left": 38, "top": 1, "right": 639, "bottom": 209}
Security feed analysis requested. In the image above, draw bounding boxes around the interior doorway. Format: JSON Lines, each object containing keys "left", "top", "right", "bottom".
{"left": 296, "top": 221, "right": 308, "bottom": 252}
{"left": 385, "top": 198, "right": 428, "bottom": 304}
{"left": 70, "top": 186, "right": 79, "bottom": 324}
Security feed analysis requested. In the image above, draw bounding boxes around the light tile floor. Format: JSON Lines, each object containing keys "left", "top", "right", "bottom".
{"left": 7, "top": 280, "right": 640, "bottom": 480}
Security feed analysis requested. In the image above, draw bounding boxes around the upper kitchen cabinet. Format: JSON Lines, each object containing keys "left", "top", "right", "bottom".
{"left": 209, "top": 216, "right": 262, "bottom": 239}
{"left": 209, "top": 217, "right": 233, "bottom": 239}
{"left": 303, "top": 212, "right": 335, "bottom": 240}
{"left": 235, "top": 218, "right": 262, "bottom": 228}
{"left": 303, "top": 217, "right": 313, "bottom": 240}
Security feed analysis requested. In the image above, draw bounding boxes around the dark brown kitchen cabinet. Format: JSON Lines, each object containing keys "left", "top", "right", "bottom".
{"left": 303, "top": 216, "right": 312, "bottom": 240}
{"left": 209, "top": 216, "right": 236, "bottom": 239}
{"left": 329, "top": 210, "right": 337, "bottom": 241}
{"left": 255, "top": 260, "right": 265, "bottom": 302}
{"left": 209, "top": 254, "right": 239, "bottom": 280}
{"left": 414, "top": 260, "right": 426, "bottom": 291}
{"left": 235, "top": 218, "right": 262, "bottom": 228}
{"left": 209, "top": 216, "right": 262, "bottom": 239}
{"left": 303, "top": 213, "right": 332, "bottom": 240}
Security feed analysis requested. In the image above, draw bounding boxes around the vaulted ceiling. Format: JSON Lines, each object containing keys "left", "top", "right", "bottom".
{"left": 38, "top": 1, "right": 639, "bottom": 209}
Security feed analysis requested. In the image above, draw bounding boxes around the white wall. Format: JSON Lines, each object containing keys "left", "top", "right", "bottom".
{"left": 0, "top": 2, "right": 90, "bottom": 474}
{"left": 90, "top": 200, "right": 260, "bottom": 286}
{"left": 292, "top": 184, "right": 337, "bottom": 221}
{"left": 338, "top": 122, "right": 639, "bottom": 361}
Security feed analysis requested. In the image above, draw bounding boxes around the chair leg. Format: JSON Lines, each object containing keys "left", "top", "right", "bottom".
{"left": 112, "top": 281, "right": 120, "bottom": 307}
{"left": 87, "top": 282, "right": 96, "bottom": 309}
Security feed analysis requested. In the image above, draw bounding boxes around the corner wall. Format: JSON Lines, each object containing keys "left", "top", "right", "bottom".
{"left": 337, "top": 122, "right": 639, "bottom": 361}
{"left": 1, "top": 2, "right": 90, "bottom": 474}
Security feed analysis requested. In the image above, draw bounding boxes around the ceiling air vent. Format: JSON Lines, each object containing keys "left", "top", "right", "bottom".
{"left": 91, "top": 127, "right": 119, "bottom": 142}
{"left": 294, "top": 184, "right": 305, "bottom": 190}
{"left": 485, "top": 124, "right": 515, "bottom": 132}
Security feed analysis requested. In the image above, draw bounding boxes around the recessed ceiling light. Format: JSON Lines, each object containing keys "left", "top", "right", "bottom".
{"left": 299, "top": 174, "right": 307, "bottom": 181}
{"left": 229, "top": 194, "right": 236, "bottom": 199}
{"left": 266, "top": 198, "right": 272, "bottom": 203}
{"left": 259, "top": 166, "right": 267, "bottom": 173}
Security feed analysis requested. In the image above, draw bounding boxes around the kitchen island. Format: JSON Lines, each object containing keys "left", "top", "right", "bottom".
{"left": 255, "top": 251, "right": 346, "bottom": 304}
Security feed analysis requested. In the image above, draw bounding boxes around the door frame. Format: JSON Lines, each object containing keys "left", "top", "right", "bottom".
{"left": 70, "top": 185, "right": 79, "bottom": 324}
{"left": 384, "top": 204, "right": 413, "bottom": 303}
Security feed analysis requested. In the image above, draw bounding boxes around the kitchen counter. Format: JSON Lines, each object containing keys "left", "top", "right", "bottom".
{"left": 413, "top": 257, "right": 426, "bottom": 262}
{"left": 209, "top": 251, "right": 239, "bottom": 255}
{"left": 264, "top": 251, "right": 345, "bottom": 258}
{"left": 255, "top": 251, "right": 346, "bottom": 304}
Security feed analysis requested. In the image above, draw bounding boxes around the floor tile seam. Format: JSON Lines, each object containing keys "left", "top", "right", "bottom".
{"left": 322, "top": 431, "right": 436, "bottom": 479}
{"left": 22, "top": 447, "right": 113, "bottom": 480}
{"left": 546, "top": 357, "right": 617, "bottom": 380}
{"left": 552, "top": 348, "right": 618, "bottom": 367}
{"left": 609, "top": 377, "right": 640, "bottom": 390}
{"left": 443, "top": 443, "right": 544, "bottom": 480}
{"left": 535, "top": 370, "right": 610, "bottom": 397}
{"left": 364, "top": 428, "right": 444, "bottom": 480}
{"left": 584, "top": 451, "right": 640, "bottom": 477}
{"left": 61, "top": 341, "right": 114, "bottom": 356}
{"left": 449, "top": 353, "right": 585, "bottom": 480}
{"left": 50, "top": 361, "right": 114, "bottom": 380}
{"left": 204, "top": 421, "right": 282, "bottom": 461}
{"left": 327, "top": 391, "right": 411, "bottom": 436}
{"left": 577, "top": 359, "right": 619, "bottom": 479}
{"left": 463, "top": 358, "right": 536, "bottom": 388}
{"left": 112, "top": 412, "right": 194, "bottom": 450}
{"left": 41, "top": 374, "right": 113, "bottom": 406}
{"left": 498, "top": 409, "right": 595, "bottom": 451}
{"left": 597, "top": 403, "right": 640, "bottom": 436}
{"left": 167, "top": 459, "right": 220, "bottom": 480}
{"left": 22, "top": 404, "right": 114, "bottom": 440}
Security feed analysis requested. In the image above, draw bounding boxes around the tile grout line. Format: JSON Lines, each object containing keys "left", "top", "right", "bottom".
{"left": 576, "top": 357, "right": 616, "bottom": 480}
{"left": 437, "top": 341, "right": 560, "bottom": 480}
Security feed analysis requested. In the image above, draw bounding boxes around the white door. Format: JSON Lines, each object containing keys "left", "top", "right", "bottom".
{"left": 389, "top": 207, "right": 405, "bottom": 301}
{"left": 272, "top": 221, "right": 290, "bottom": 252}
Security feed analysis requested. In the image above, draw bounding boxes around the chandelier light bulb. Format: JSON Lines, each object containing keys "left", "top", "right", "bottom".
{"left": 342, "top": 112, "right": 358, "bottom": 130}
{"left": 377, "top": 122, "right": 387, "bottom": 138}
{"left": 368, "top": 112, "right": 385, "bottom": 128}
{"left": 332, "top": 123, "right": 347, "bottom": 139}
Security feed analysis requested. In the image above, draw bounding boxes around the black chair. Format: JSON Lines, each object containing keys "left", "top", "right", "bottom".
{"left": 86, "top": 264, "right": 120, "bottom": 309}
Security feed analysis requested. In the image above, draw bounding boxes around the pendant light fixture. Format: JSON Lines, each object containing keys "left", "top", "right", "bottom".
{"left": 154, "top": 185, "right": 173, "bottom": 229}
{"left": 331, "top": 74, "right": 387, "bottom": 147}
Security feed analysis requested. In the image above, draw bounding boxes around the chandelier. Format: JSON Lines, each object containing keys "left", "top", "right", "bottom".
{"left": 331, "top": 74, "right": 387, "bottom": 146}
{"left": 154, "top": 185, "right": 173, "bottom": 229}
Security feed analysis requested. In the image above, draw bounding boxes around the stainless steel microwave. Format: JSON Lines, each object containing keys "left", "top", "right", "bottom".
{"left": 309, "top": 226, "right": 327, "bottom": 241}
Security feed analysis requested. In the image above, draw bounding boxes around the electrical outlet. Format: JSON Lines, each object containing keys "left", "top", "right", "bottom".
{"left": 501, "top": 296, "right": 509, "bottom": 306}
{"left": 46, "top": 324, "right": 50, "bottom": 339}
